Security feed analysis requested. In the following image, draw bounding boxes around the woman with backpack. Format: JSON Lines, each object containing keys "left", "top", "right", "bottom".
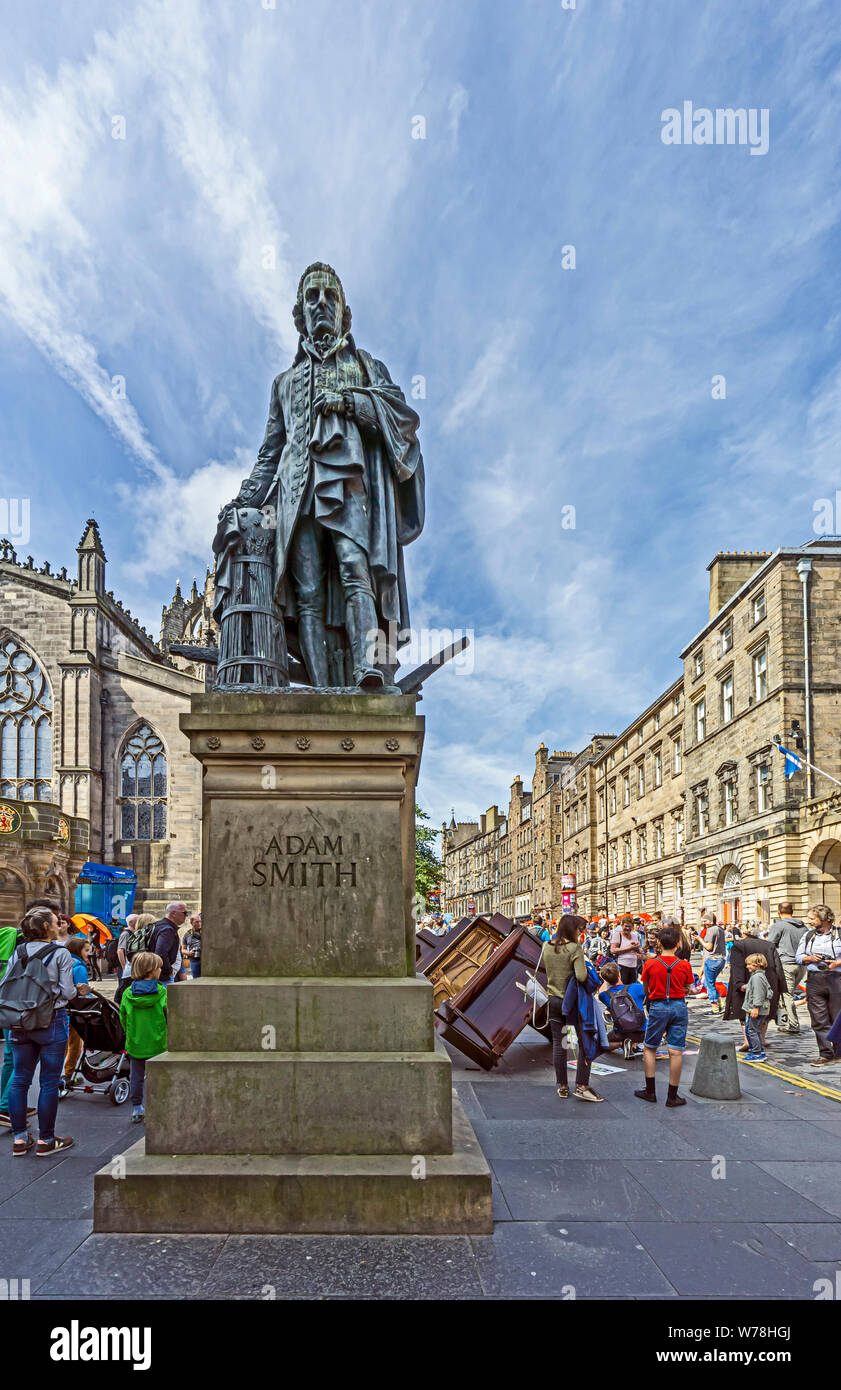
{"left": 0, "top": 906, "right": 78, "bottom": 1156}
{"left": 539, "top": 914, "right": 604, "bottom": 1103}
{"left": 1, "top": 900, "right": 56, "bottom": 1128}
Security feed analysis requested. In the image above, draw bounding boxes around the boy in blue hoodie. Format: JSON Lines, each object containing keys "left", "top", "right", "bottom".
{"left": 119, "top": 951, "right": 168, "bottom": 1124}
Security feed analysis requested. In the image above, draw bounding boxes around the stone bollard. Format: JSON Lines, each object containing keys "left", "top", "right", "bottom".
{"left": 689, "top": 1032, "right": 742, "bottom": 1101}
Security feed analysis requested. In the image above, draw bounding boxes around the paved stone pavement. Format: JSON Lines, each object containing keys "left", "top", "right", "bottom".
{"left": 3, "top": 973, "right": 841, "bottom": 1300}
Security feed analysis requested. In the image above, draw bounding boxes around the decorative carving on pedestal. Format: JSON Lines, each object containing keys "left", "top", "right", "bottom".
{"left": 206, "top": 736, "right": 221, "bottom": 750}
{"left": 296, "top": 736, "right": 311, "bottom": 750}
{"left": 341, "top": 737, "right": 355, "bottom": 751}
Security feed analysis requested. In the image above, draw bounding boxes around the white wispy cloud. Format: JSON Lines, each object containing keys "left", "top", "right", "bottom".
{"left": 120, "top": 0, "right": 299, "bottom": 359}
{"left": 0, "top": 0, "right": 436, "bottom": 601}
{"left": 116, "top": 450, "right": 248, "bottom": 588}
{"left": 448, "top": 84, "right": 469, "bottom": 149}
{"left": 0, "top": 37, "right": 159, "bottom": 470}
{"left": 441, "top": 325, "right": 520, "bottom": 434}
{"left": 0, "top": 0, "right": 305, "bottom": 592}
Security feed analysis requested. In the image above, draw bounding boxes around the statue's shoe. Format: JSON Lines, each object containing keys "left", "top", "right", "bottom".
{"left": 354, "top": 667, "right": 386, "bottom": 691}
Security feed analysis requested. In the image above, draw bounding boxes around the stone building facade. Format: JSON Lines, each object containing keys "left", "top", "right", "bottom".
{"left": 680, "top": 543, "right": 841, "bottom": 925}
{"left": 442, "top": 538, "right": 841, "bottom": 926}
{"left": 530, "top": 746, "right": 574, "bottom": 915}
{"left": 0, "top": 520, "right": 216, "bottom": 923}
{"left": 559, "top": 736, "right": 614, "bottom": 918}
{"left": 441, "top": 749, "right": 570, "bottom": 922}
{"left": 504, "top": 775, "right": 532, "bottom": 918}
{"left": 589, "top": 681, "right": 685, "bottom": 919}
{"left": 440, "top": 805, "right": 503, "bottom": 919}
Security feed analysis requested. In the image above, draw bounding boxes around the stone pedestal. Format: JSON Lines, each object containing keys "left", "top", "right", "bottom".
{"left": 94, "top": 693, "right": 492, "bottom": 1234}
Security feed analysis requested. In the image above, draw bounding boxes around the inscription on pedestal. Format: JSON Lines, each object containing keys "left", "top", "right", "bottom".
{"left": 251, "top": 833, "right": 358, "bottom": 888}
{"left": 204, "top": 799, "right": 406, "bottom": 977}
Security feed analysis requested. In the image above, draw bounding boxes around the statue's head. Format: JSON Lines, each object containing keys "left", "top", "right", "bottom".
{"left": 293, "top": 262, "right": 352, "bottom": 343}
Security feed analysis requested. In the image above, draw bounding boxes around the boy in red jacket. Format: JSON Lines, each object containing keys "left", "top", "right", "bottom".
{"left": 635, "top": 923, "right": 694, "bottom": 1108}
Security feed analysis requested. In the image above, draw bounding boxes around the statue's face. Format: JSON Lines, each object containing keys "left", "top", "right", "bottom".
{"left": 302, "top": 271, "right": 344, "bottom": 342}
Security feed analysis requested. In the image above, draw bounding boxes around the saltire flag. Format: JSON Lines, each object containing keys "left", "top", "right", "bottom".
{"left": 778, "top": 744, "right": 803, "bottom": 779}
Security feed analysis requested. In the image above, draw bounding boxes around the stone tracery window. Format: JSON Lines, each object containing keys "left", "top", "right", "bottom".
{"left": 0, "top": 636, "right": 52, "bottom": 801}
{"left": 119, "top": 724, "right": 167, "bottom": 840}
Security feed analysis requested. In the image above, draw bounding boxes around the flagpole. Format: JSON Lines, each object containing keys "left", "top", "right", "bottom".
{"left": 801, "top": 758, "right": 841, "bottom": 791}
{"left": 776, "top": 742, "right": 841, "bottom": 792}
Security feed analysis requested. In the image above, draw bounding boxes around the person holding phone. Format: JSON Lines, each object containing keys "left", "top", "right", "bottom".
{"left": 611, "top": 914, "right": 644, "bottom": 984}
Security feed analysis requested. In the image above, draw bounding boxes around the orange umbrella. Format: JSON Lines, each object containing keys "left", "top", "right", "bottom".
{"left": 70, "top": 913, "right": 113, "bottom": 945}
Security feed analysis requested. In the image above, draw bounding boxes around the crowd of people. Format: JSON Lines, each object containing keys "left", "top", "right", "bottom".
{"left": 535, "top": 915, "right": 696, "bottom": 1105}
{"left": 4, "top": 892, "right": 839, "bottom": 1155}
{"left": 528, "top": 902, "right": 841, "bottom": 1105}
{"left": 421, "top": 900, "right": 841, "bottom": 1085}
{"left": 0, "top": 898, "right": 201, "bottom": 1156}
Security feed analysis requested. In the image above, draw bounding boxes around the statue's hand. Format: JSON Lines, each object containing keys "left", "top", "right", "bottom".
{"left": 313, "top": 390, "right": 345, "bottom": 417}
{"left": 218, "top": 473, "right": 262, "bottom": 519}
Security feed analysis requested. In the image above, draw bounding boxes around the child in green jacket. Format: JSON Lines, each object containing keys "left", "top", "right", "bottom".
{"left": 119, "top": 952, "right": 168, "bottom": 1124}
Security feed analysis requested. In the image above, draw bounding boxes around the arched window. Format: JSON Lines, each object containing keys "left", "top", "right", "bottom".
{"left": 119, "top": 724, "right": 167, "bottom": 841}
{"left": 0, "top": 636, "right": 52, "bottom": 801}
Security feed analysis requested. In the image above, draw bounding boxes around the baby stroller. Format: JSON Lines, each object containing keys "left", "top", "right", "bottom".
{"left": 59, "top": 991, "right": 131, "bottom": 1105}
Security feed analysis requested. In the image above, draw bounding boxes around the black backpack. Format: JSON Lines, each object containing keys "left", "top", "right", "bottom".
{"left": 0, "top": 944, "right": 61, "bottom": 1031}
{"left": 608, "top": 986, "right": 646, "bottom": 1035}
{"left": 103, "top": 936, "right": 121, "bottom": 972}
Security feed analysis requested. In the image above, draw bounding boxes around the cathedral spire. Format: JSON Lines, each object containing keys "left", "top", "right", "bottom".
{"left": 76, "top": 517, "right": 106, "bottom": 594}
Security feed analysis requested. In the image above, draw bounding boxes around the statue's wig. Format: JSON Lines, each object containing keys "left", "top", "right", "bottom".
{"left": 293, "top": 262, "right": 352, "bottom": 337}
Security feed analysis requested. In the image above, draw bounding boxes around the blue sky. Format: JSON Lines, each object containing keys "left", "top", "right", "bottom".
{"left": 1, "top": 0, "right": 840, "bottom": 832}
